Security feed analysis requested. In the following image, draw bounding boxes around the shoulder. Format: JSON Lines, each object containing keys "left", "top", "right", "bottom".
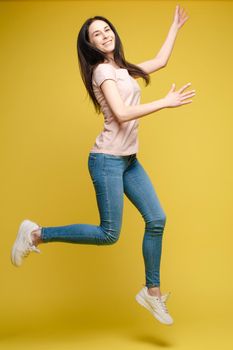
{"left": 93, "top": 63, "right": 116, "bottom": 74}
{"left": 92, "top": 63, "right": 117, "bottom": 87}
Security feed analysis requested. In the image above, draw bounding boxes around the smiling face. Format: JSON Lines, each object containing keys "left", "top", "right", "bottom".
{"left": 88, "top": 20, "right": 115, "bottom": 59}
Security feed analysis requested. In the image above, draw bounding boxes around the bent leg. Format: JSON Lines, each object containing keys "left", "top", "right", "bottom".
{"left": 123, "top": 157, "right": 167, "bottom": 287}
{"left": 41, "top": 153, "right": 124, "bottom": 245}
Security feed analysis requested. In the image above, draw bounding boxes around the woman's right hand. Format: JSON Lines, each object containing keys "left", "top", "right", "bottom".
{"left": 163, "top": 82, "right": 196, "bottom": 108}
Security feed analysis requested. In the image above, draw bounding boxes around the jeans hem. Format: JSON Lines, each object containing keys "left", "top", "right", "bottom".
{"left": 40, "top": 227, "right": 47, "bottom": 242}
{"left": 146, "top": 284, "right": 160, "bottom": 288}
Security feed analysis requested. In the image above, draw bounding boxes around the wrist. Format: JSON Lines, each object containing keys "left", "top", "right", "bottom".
{"left": 160, "top": 98, "right": 169, "bottom": 108}
{"left": 170, "top": 22, "right": 179, "bottom": 33}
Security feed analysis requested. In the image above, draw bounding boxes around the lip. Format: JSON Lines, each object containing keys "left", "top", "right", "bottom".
{"left": 103, "top": 40, "right": 112, "bottom": 45}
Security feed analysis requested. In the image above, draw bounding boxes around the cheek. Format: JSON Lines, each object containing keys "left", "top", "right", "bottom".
{"left": 92, "top": 39, "right": 100, "bottom": 47}
{"left": 92, "top": 37, "right": 99, "bottom": 43}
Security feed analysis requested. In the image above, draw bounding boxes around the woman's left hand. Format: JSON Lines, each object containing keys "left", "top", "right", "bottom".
{"left": 172, "top": 4, "right": 189, "bottom": 30}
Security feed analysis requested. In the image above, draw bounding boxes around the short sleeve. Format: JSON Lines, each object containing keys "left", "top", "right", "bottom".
{"left": 93, "top": 64, "right": 117, "bottom": 87}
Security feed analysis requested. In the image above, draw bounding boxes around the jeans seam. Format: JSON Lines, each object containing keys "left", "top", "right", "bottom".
{"left": 103, "top": 155, "right": 113, "bottom": 235}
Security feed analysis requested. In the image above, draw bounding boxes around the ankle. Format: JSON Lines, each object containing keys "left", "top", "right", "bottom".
{"left": 147, "top": 286, "right": 161, "bottom": 297}
{"left": 31, "top": 228, "right": 43, "bottom": 245}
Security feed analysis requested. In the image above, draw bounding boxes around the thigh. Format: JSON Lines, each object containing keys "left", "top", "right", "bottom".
{"left": 88, "top": 153, "right": 124, "bottom": 233}
{"left": 123, "top": 157, "right": 166, "bottom": 223}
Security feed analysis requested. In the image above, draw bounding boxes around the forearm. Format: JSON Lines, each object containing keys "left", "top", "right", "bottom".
{"left": 156, "top": 23, "right": 178, "bottom": 65}
{"left": 119, "top": 98, "right": 168, "bottom": 123}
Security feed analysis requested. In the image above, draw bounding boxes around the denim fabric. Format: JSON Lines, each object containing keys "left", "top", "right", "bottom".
{"left": 41, "top": 152, "right": 167, "bottom": 287}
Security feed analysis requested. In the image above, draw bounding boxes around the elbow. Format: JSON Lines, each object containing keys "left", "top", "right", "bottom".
{"left": 161, "top": 60, "right": 167, "bottom": 68}
{"left": 113, "top": 112, "right": 123, "bottom": 124}
{"left": 115, "top": 108, "right": 128, "bottom": 124}
{"left": 116, "top": 114, "right": 128, "bottom": 124}
{"left": 157, "top": 57, "right": 167, "bottom": 68}
{"left": 116, "top": 115, "right": 125, "bottom": 124}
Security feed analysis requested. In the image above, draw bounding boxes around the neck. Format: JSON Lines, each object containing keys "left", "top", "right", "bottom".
{"left": 106, "top": 54, "right": 114, "bottom": 61}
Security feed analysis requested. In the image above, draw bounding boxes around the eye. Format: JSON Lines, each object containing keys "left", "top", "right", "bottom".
{"left": 94, "top": 28, "right": 111, "bottom": 37}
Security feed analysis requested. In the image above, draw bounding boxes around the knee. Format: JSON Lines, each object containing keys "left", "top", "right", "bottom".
{"left": 145, "top": 215, "right": 166, "bottom": 235}
{"left": 158, "top": 213, "right": 167, "bottom": 228}
{"left": 102, "top": 227, "right": 121, "bottom": 245}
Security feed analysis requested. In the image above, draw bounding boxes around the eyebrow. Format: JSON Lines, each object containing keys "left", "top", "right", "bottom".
{"left": 92, "top": 25, "right": 110, "bottom": 36}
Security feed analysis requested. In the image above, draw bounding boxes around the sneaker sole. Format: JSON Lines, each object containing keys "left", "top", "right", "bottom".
{"left": 135, "top": 293, "right": 173, "bottom": 325}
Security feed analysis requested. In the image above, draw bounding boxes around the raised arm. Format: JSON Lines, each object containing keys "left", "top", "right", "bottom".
{"left": 136, "top": 5, "right": 189, "bottom": 74}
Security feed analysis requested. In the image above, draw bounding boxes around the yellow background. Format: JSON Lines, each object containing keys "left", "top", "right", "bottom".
{"left": 1, "top": 0, "right": 232, "bottom": 349}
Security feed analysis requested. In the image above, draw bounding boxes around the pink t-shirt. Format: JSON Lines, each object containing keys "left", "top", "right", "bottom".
{"left": 90, "top": 63, "right": 141, "bottom": 156}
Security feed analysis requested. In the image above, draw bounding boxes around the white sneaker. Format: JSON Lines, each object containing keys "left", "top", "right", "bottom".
{"left": 135, "top": 286, "right": 174, "bottom": 325}
{"left": 11, "top": 219, "right": 41, "bottom": 267}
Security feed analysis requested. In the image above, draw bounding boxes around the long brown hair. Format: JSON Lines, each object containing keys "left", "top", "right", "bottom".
{"left": 77, "top": 15, "right": 150, "bottom": 114}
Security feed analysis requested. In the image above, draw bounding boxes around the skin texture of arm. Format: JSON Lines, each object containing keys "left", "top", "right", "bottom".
{"left": 135, "top": 57, "right": 166, "bottom": 76}
{"left": 100, "top": 79, "right": 167, "bottom": 124}
{"left": 154, "top": 23, "right": 179, "bottom": 67}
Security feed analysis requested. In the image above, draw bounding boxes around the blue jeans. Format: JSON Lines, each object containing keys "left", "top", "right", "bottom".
{"left": 41, "top": 152, "right": 167, "bottom": 287}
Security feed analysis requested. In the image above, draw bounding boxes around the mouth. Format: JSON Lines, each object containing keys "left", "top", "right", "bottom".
{"left": 103, "top": 40, "right": 112, "bottom": 46}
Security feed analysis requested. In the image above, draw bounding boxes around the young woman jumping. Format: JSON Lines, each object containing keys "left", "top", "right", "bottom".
{"left": 11, "top": 5, "right": 195, "bottom": 325}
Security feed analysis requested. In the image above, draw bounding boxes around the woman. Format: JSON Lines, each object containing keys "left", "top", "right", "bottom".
{"left": 11, "top": 5, "right": 195, "bottom": 326}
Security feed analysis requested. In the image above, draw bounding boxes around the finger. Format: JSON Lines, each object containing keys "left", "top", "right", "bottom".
{"left": 181, "top": 91, "right": 196, "bottom": 98}
{"left": 180, "top": 100, "right": 193, "bottom": 105}
{"left": 170, "top": 83, "right": 176, "bottom": 92}
{"left": 180, "top": 7, "right": 184, "bottom": 16}
{"left": 180, "top": 93, "right": 195, "bottom": 101}
{"left": 182, "top": 9, "right": 188, "bottom": 18}
{"left": 178, "top": 82, "right": 192, "bottom": 93}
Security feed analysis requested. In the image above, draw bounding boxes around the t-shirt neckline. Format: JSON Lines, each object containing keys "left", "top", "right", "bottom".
{"left": 102, "top": 62, "right": 127, "bottom": 71}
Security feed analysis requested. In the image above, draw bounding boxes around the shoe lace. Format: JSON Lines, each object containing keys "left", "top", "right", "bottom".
{"left": 159, "top": 298, "right": 168, "bottom": 313}
{"left": 150, "top": 295, "right": 169, "bottom": 314}
{"left": 22, "top": 242, "right": 40, "bottom": 258}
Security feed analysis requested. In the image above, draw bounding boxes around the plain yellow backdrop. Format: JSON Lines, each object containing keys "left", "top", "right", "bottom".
{"left": 0, "top": 1, "right": 233, "bottom": 349}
